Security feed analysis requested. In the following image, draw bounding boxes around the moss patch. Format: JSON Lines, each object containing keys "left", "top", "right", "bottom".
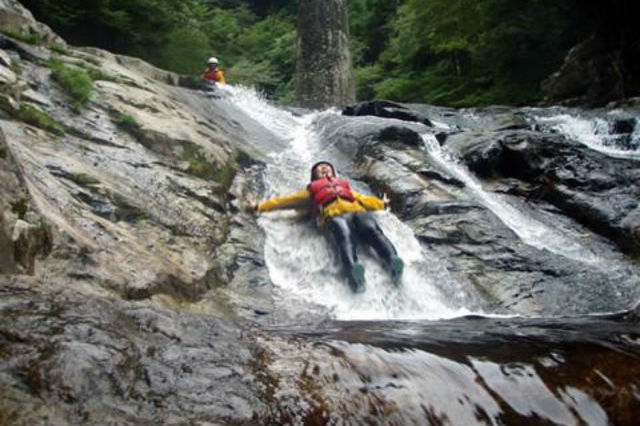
{"left": 180, "top": 143, "right": 236, "bottom": 187}
{"left": 86, "top": 66, "right": 119, "bottom": 82}
{"left": 48, "top": 42, "right": 68, "bottom": 55}
{"left": 10, "top": 197, "right": 29, "bottom": 219}
{"left": 5, "top": 29, "right": 43, "bottom": 45}
{"left": 67, "top": 173, "right": 100, "bottom": 187}
{"left": 212, "top": 162, "right": 236, "bottom": 188}
{"left": 48, "top": 58, "right": 94, "bottom": 112}
{"left": 115, "top": 113, "right": 141, "bottom": 136}
{"left": 13, "top": 103, "right": 65, "bottom": 135}
{"left": 0, "top": 147, "right": 6, "bottom": 159}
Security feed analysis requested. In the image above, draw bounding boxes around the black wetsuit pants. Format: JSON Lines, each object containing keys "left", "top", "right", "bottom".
{"left": 324, "top": 212, "right": 398, "bottom": 273}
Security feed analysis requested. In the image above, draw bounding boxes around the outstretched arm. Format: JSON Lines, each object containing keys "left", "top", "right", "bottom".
{"left": 246, "top": 188, "right": 310, "bottom": 213}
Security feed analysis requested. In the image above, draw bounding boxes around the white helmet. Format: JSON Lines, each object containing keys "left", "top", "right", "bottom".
{"left": 207, "top": 57, "right": 219, "bottom": 65}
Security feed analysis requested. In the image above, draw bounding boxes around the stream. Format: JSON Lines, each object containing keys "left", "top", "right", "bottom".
{"left": 215, "top": 85, "right": 640, "bottom": 424}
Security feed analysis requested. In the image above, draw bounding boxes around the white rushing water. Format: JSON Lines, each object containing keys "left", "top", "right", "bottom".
{"left": 420, "top": 133, "right": 604, "bottom": 265}
{"left": 221, "top": 85, "right": 473, "bottom": 321}
{"left": 533, "top": 112, "right": 640, "bottom": 160}
{"left": 218, "top": 85, "right": 637, "bottom": 320}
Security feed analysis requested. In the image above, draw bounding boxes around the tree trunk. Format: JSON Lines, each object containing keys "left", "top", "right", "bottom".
{"left": 295, "top": 0, "right": 356, "bottom": 109}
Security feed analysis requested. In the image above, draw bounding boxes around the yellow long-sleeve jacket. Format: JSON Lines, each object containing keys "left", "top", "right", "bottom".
{"left": 257, "top": 188, "right": 385, "bottom": 225}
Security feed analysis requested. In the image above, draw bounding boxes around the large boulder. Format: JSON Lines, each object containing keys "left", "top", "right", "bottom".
{"left": 445, "top": 128, "right": 640, "bottom": 255}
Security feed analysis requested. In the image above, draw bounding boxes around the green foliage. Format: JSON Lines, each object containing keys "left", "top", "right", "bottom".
{"left": 18, "top": 0, "right": 603, "bottom": 106}
{"left": 14, "top": 103, "right": 65, "bottom": 135}
{"left": 48, "top": 59, "right": 94, "bottom": 111}
{"left": 115, "top": 113, "right": 141, "bottom": 136}
{"left": 212, "top": 162, "right": 236, "bottom": 188}
{"left": 158, "top": 27, "right": 211, "bottom": 75}
{"left": 355, "top": 64, "right": 384, "bottom": 101}
{"left": 203, "top": 8, "right": 296, "bottom": 98}
{"left": 22, "top": 0, "right": 297, "bottom": 101}
{"left": 85, "top": 66, "right": 119, "bottom": 82}
{"left": 179, "top": 142, "right": 236, "bottom": 187}
{"left": 5, "top": 29, "right": 43, "bottom": 45}
{"left": 372, "top": 0, "right": 591, "bottom": 106}
{"left": 49, "top": 42, "right": 69, "bottom": 55}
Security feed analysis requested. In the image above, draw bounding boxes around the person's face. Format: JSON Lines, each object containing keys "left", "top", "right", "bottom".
{"left": 208, "top": 63, "right": 218, "bottom": 69}
{"left": 313, "top": 163, "right": 333, "bottom": 179}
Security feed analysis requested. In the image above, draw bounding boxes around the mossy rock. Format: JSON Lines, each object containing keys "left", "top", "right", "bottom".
{"left": 67, "top": 173, "right": 100, "bottom": 187}
{"left": 10, "top": 197, "right": 29, "bottom": 219}
{"left": 48, "top": 58, "right": 94, "bottom": 112}
{"left": 115, "top": 113, "right": 141, "bottom": 136}
{"left": 181, "top": 142, "right": 236, "bottom": 187}
{"left": 4, "top": 102, "right": 65, "bottom": 135}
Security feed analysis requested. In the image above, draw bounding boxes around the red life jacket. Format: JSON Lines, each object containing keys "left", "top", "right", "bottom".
{"left": 203, "top": 68, "right": 223, "bottom": 81}
{"left": 307, "top": 177, "right": 355, "bottom": 211}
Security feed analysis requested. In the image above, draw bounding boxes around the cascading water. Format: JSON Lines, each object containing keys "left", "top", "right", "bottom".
{"left": 214, "top": 88, "right": 640, "bottom": 424}
{"left": 220, "top": 85, "right": 473, "bottom": 320}
{"left": 526, "top": 108, "right": 640, "bottom": 160}
{"left": 420, "top": 133, "right": 604, "bottom": 265}
{"left": 218, "top": 85, "right": 639, "bottom": 319}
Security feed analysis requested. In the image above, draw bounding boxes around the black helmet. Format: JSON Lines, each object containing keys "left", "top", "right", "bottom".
{"left": 310, "top": 161, "right": 336, "bottom": 180}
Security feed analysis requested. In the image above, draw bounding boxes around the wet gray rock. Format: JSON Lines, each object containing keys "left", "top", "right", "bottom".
{"left": 343, "top": 100, "right": 433, "bottom": 127}
{"left": 0, "top": 283, "right": 266, "bottom": 425}
{"left": 2, "top": 2, "right": 640, "bottom": 424}
{"left": 0, "top": 0, "right": 64, "bottom": 45}
{"left": 445, "top": 128, "right": 640, "bottom": 255}
{"left": 312, "top": 111, "right": 640, "bottom": 315}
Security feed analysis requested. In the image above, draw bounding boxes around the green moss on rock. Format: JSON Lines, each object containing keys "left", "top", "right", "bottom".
{"left": 68, "top": 173, "right": 100, "bottom": 186}
{"left": 10, "top": 197, "right": 29, "bottom": 219}
{"left": 15, "top": 104, "right": 65, "bottom": 135}
{"left": 48, "top": 58, "right": 94, "bottom": 112}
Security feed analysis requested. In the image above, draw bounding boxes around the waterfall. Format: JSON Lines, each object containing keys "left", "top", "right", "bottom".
{"left": 527, "top": 108, "right": 640, "bottom": 160}
{"left": 420, "top": 133, "right": 604, "bottom": 265}
{"left": 220, "top": 85, "right": 473, "bottom": 321}
{"left": 218, "top": 85, "right": 638, "bottom": 319}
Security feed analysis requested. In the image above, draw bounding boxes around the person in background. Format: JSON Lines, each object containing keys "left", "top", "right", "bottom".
{"left": 201, "top": 57, "right": 226, "bottom": 84}
{"left": 247, "top": 161, "right": 404, "bottom": 293}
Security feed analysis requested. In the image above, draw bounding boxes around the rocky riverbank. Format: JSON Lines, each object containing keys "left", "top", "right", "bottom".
{"left": 2, "top": 1, "right": 639, "bottom": 424}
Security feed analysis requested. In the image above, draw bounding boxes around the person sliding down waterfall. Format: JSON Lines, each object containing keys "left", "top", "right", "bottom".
{"left": 248, "top": 161, "right": 404, "bottom": 293}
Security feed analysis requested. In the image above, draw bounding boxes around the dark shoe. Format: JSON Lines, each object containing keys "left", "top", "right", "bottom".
{"left": 389, "top": 256, "right": 404, "bottom": 284}
{"left": 348, "top": 264, "right": 365, "bottom": 293}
